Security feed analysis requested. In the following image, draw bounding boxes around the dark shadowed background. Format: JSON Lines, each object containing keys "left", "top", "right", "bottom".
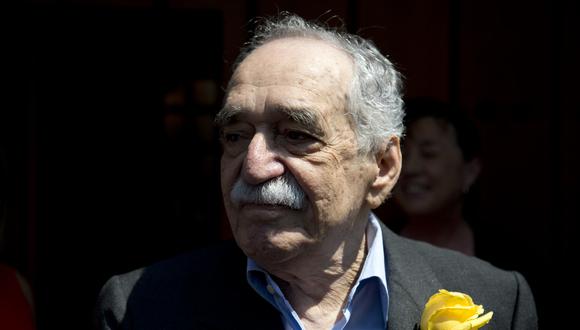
{"left": 2, "top": 0, "right": 578, "bottom": 329}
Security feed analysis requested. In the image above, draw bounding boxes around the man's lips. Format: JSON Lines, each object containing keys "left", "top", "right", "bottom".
{"left": 238, "top": 201, "right": 304, "bottom": 211}
{"left": 239, "top": 203, "right": 296, "bottom": 211}
{"left": 237, "top": 203, "right": 299, "bottom": 220}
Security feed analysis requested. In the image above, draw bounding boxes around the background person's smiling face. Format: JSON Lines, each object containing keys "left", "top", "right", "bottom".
{"left": 395, "top": 117, "right": 470, "bottom": 216}
{"left": 218, "top": 37, "right": 378, "bottom": 267}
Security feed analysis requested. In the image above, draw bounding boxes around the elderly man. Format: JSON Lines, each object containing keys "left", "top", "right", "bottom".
{"left": 96, "top": 14, "right": 537, "bottom": 329}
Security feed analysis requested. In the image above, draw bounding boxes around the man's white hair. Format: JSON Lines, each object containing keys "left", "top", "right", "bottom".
{"left": 227, "top": 13, "right": 405, "bottom": 155}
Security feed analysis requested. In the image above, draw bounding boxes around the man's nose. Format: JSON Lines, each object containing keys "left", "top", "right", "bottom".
{"left": 241, "top": 133, "right": 284, "bottom": 185}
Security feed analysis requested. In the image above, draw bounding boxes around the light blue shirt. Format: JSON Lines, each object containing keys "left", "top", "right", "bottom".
{"left": 247, "top": 213, "right": 389, "bottom": 329}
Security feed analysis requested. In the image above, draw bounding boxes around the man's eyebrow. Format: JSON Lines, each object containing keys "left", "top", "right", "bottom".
{"left": 215, "top": 104, "right": 325, "bottom": 136}
{"left": 215, "top": 105, "right": 242, "bottom": 127}
{"left": 275, "top": 105, "right": 325, "bottom": 137}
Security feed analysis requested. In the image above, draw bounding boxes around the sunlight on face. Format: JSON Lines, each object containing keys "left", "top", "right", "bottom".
{"left": 218, "top": 38, "right": 377, "bottom": 266}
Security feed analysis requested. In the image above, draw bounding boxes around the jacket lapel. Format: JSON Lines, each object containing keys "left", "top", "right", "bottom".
{"left": 230, "top": 245, "right": 284, "bottom": 329}
{"left": 228, "top": 223, "right": 444, "bottom": 329}
{"left": 380, "top": 222, "right": 443, "bottom": 330}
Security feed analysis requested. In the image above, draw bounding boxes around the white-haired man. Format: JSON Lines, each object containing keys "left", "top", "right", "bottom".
{"left": 96, "top": 14, "right": 537, "bottom": 329}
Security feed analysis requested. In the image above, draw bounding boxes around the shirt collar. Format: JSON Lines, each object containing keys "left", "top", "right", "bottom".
{"left": 360, "top": 212, "right": 388, "bottom": 293}
{"left": 349, "top": 212, "right": 389, "bottom": 323}
{"left": 246, "top": 212, "right": 389, "bottom": 328}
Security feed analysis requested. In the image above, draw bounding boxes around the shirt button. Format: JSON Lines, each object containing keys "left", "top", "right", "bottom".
{"left": 267, "top": 285, "right": 275, "bottom": 294}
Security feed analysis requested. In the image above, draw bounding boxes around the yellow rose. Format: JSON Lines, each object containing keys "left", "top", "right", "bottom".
{"left": 420, "top": 289, "right": 493, "bottom": 330}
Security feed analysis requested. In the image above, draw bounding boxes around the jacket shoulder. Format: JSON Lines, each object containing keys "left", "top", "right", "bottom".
{"left": 387, "top": 229, "right": 538, "bottom": 329}
{"left": 95, "top": 240, "right": 249, "bottom": 329}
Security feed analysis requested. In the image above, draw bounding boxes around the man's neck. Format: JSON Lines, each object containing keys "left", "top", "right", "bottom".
{"left": 266, "top": 217, "right": 369, "bottom": 329}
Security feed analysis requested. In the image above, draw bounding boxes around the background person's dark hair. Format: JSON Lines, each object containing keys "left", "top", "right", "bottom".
{"left": 398, "top": 97, "right": 484, "bottom": 227}
{"left": 403, "top": 98, "right": 482, "bottom": 163}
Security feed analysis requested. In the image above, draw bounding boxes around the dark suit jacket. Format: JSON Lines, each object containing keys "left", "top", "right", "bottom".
{"left": 95, "top": 223, "right": 537, "bottom": 329}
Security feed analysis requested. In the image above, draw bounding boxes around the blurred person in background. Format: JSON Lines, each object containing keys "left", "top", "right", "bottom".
{"left": 390, "top": 98, "right": 482, "bottom": 255}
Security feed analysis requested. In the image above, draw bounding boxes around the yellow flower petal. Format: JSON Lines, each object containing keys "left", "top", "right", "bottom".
{"left": 468, "top": 312, "right": 493, "bottom": 329}
{"left": 420, "top": 290, "right": 493, "bottom": 330}
{"left": 429, "top": 305, "right": 482, "bottom": 325}
{"left": 428, "top": 320, "right": 473, "bottom": 330}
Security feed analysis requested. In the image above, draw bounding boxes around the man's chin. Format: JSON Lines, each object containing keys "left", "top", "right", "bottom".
{"left": 236, "top": 228, "right": 314, "bottom": 266}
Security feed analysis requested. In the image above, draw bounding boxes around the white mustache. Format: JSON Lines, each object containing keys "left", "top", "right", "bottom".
{"left": 230, "top": 173, "right": 307, "bottom": 210}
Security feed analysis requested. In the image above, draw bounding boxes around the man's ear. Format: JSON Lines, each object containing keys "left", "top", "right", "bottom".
{"left": 366, "top": 136, "right": 402, "bottom": 209}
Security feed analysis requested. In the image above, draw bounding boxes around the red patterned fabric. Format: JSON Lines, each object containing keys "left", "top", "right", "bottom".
{"left": 0, "top": 264, "right": 35, "bottom": 330}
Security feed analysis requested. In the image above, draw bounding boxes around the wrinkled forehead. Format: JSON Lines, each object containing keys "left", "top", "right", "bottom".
{"left": 219, "top": 38, "right": 356, "bottom": 130}
{"left": 230, "top": 37, "right": 354, "bottom": 95}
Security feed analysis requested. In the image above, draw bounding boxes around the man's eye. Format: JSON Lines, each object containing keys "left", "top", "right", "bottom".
{"left": 220, "top": 129, "right": 252, "bottom": 156}
{"left": 224, "top": 133, "right": 241, "bottom": 143}
{"left": 285, "top": 130, "right": 312, "bottom": 142}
